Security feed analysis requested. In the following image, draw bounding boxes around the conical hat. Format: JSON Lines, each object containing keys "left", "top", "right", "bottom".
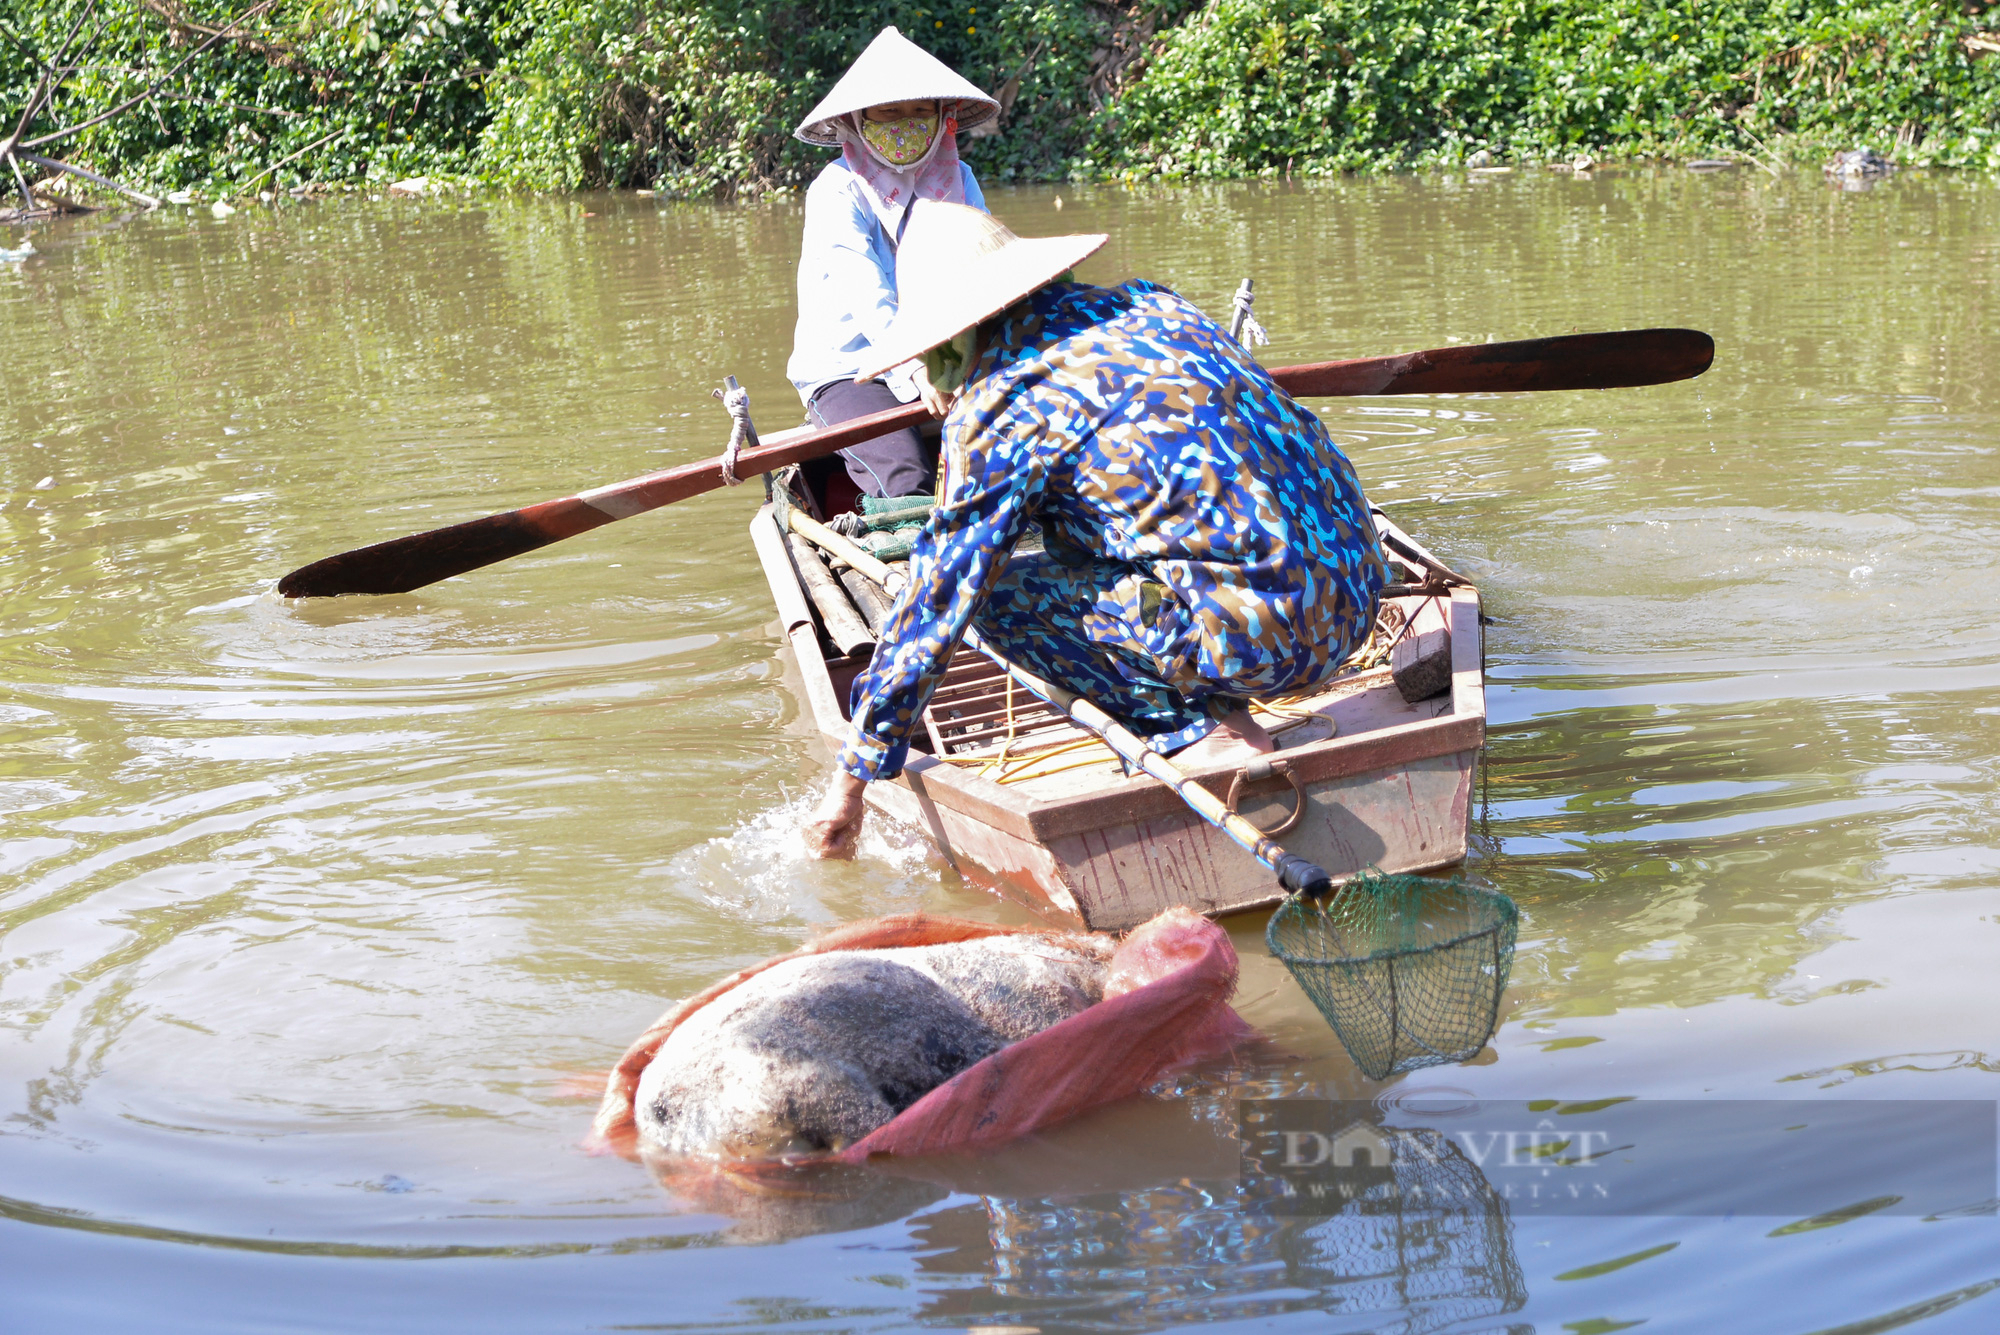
{"left": 854, "top": 200, "right": 1107, "bottom": 382}
{"left": 794, "top": 27, "right": 1000, "bottom": 146}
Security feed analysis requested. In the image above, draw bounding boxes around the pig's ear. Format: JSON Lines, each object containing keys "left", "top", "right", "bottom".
{"left": 1104, "top": 907, "right": 1236, "bottom": 1000}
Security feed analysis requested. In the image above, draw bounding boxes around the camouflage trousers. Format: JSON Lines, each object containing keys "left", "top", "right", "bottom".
{"left": 973, "top": 550, "right": 1360, "bottom": 756}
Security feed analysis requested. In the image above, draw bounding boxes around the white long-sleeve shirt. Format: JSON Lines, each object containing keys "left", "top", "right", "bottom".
{"left": 785, "top": 158, "right": 987, "bottom": 405}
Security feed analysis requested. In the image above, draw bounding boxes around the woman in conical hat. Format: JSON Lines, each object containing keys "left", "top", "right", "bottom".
{"left": 802, "top": 201, "right": 1389, "bottom": 857}
{"left": 786, "top": 27, "right": 1000, "bottom": 501}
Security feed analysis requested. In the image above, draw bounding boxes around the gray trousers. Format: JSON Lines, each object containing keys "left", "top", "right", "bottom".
{"left": 807, "top": 378, "right": 935, "bottom": 499}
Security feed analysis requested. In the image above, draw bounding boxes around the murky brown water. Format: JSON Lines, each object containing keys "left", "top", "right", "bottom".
{"left": 4, "top": 170, "right": 1999, "bottom": 1332}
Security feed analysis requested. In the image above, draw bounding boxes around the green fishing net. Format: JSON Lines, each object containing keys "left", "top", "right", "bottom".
{"left": 858, "top": 494, "right": 934, "bottom": 525}
{"left": 1267, "top": 872, "right": 1518, "bottom": 1081}
{"left": 855, "top": 494, "right": 935, "bottom": 561}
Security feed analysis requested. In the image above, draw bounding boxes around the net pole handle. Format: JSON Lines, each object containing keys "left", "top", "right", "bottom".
{"left": 975, "top": 658, "right": 1337, "bottom": 899}
{"left": 785, "top": 507, "right": 1336, "bottom": 898}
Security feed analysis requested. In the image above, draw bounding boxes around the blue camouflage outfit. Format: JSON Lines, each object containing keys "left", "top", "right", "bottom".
{"left": 836, "top": 280, "right": 1388, "bottom": 783}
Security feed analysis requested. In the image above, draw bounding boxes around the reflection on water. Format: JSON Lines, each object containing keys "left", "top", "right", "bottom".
{"left": 655, "top": 1084, "right": 1530, "bottom": 1331}
{"left": 4, "top": 170, "right": 2000, "bottom": 1331}
{"left": 1281, "top": 1130, "right": 1525, "bottom": 1335}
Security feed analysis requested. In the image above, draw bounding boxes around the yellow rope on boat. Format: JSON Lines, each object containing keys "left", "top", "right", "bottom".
{"left": 976, "top": 672, "right": 1022, "bottom": 780}
{"left": 959, "top": 669, "right": 1122, "bottom": 781}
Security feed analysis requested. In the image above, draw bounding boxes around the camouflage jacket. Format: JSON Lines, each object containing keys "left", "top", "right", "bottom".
{"left": 838, "top": 280, "right": 1386, "bottom": 782}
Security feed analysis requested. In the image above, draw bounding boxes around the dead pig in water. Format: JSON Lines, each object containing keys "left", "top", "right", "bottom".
{"left": 635, "top": 932, "right": 1115, "bottom": 1160}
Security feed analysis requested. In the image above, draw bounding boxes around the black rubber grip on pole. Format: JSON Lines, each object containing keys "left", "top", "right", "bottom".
{"left": 1274, "top": 853, "right": 1334, "bottom": 900}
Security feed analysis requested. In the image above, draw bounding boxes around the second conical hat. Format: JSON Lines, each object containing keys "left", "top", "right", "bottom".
{"left": 853, "top": 200, "right": 1107, "bottom": 381}
{"left": 794, "top": 27, "right": 1000, "bottom": 146}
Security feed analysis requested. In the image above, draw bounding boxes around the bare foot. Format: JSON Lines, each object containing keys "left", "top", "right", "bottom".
{"left": 1173, "top": 708, "right": 1276, "bottom": 770}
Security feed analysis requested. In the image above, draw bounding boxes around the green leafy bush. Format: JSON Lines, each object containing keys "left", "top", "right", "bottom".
{"left": 473, "top": 0, "right": 776, "bottom": 192}
{"left": 2, "top": 0, "right": 1995, "bottom": 194}
{"left": 474, "top": 0, "right": 1138, "bottom": 193}
{"left": 1, "top": 0, "right": 503, "bottom": 192}
{"left": 1087, "top": 0, "right": 2000, "bottom": 177}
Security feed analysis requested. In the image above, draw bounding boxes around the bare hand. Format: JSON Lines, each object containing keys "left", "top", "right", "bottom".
{"left": 911, "top": 364, "right": 957, "bottom": 420}
{"left": 803, "top": 772, "right": 867, "bottom": 859}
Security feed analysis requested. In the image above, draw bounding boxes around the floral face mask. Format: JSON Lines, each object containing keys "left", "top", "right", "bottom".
{"left": 859, "top": 111, "right": 940, "bottom": 168}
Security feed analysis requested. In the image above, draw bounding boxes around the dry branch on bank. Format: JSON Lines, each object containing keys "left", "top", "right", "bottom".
{"left": 0, "top": 0, "right": 305, "bottom": 221}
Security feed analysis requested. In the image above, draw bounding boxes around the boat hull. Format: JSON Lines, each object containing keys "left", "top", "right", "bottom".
{"left": 753, "top": 504, "right": 1483, "bottom": 931}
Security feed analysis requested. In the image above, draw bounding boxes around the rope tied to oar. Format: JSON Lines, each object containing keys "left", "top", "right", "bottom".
{"left": 711, "top": 375, "right": 759, "bottom": 486}
{"left": 1228, "top": 277, "right": 1269, "bottom": 349}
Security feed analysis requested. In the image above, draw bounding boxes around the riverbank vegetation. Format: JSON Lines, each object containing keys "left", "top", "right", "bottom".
{"left": 3, "top": 0, "right": 1997, "bottom": 201}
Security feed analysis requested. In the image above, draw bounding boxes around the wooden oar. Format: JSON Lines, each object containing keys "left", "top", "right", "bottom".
{"left": 786, "top": 509, "right": 1335, "bottom": 897}
{"left": 277, "top": 327, "right": 1712, "bottom": 598}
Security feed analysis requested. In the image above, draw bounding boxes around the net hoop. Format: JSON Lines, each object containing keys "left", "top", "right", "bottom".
{"left": 1267, "top": 871, "right": 1518, "bottom": 1080}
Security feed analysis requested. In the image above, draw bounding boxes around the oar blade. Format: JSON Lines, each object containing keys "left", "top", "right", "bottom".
{"left": 276, "top": 498, "right": 610, "bottom": 598}
{"left": 278, "top": 402, "right": 931, "bottom": 599}
{"left": 1277, "top": 328, "right": 1715, "bottom": 399}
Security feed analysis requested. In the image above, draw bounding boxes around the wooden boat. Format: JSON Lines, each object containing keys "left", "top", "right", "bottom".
{"left": 752, "top": 470, "right": 1484, "bottom": 932}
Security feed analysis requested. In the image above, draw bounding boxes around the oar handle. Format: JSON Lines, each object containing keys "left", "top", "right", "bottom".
{"left": 784, "top": 509, "right": 1336, "bottom": 899}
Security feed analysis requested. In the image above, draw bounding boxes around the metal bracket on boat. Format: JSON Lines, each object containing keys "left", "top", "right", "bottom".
{"left": 1226, "top": 755, "right": 1306, "bottom": 837}
{"left": 1371, "top": 508, "right": 1474, "bottom": 589}
{"left": 1379, "top": 575, "right": 1465, "bottom": 598}
{"left": 1228, "top": 277, "right": 1269, "bottom": 347}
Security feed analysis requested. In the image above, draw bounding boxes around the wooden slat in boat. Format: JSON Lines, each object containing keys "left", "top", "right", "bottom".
{"left": 752, "top": 502, "right": 1483, "bottom": 931}
{"left": 922, "top": 654, "right": 1083, "bottom": 759}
